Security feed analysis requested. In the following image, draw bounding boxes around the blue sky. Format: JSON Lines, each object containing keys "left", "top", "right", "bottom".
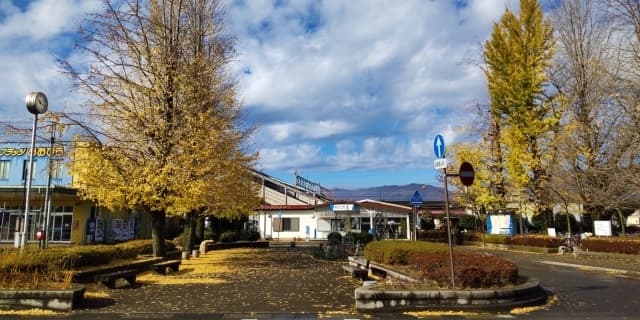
{"left": 0, "top": 0, "right": 517, "bottom": 189}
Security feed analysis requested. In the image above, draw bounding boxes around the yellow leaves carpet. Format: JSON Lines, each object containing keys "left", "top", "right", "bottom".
{"left": 81, "top": 247, "right": 360, "bottom": 313}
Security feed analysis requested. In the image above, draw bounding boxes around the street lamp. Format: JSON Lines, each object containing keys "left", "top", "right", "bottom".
{"left": 20, "top": 92, "right": 48, "bottom": 249}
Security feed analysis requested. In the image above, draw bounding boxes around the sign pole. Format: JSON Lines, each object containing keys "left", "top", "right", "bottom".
{"left": 443, "top": 167, "right": 456, "bottom": 288}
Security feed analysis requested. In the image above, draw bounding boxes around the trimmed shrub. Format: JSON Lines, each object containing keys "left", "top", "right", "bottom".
{"left": 483, "top": 234, "right": 509, "bottom": 244}
{"left": 0, "top": 239, "right": 175, "bottom": 289}
{"left": 505, "top": 235, "right": 563, "bottom": 248}
{"left": 581, "top": 237, "right": 640, "bottom": 254}
{"left": 408, "top": 251, "right": 518, "bottom": 288}
{"left": 417, "top": 229, "right": 448, "bottom": 243}
{"left": 327, "top": 232, "right": 342, "bottom": 244}
{"left": 363, "top": 240, "right": 447, "bottom": 265}
{"left": 458, "top": 215, "right": 478, "bottom": 231}
{"left": 461, "top": 231, "right": 483, "bottom": 243}
{"left": 219, "top": 231, "right": 237, "bottom": 243}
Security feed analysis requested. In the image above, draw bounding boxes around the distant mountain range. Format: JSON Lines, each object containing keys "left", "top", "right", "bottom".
{"left": 331, "top": 183, "right": 445, "bottom": 203}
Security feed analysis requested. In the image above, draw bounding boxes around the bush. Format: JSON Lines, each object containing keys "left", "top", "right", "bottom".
{"left": 420, "top": 217, "right": 435, "bottom": 230}
{"left": 458, "top": 215, "right": 478, "bottom": 231}
{"left": 505, "top": 235, "right": 563, "bottom": 248}
{"left": 363, "top": 240, "right": 447, "bottom": 265}
{"left": 203, "top": 229, "right": 216, "bottom": 241}
{"left": 418, "top": 229, "right": 448, "bottom": 243}
{"left": 349, "top": 231, "right": 373, "bottom": 245}
{"left": 327, "top": 232, "right": 342, "bottom": 244}
{"left": 581, "top": 237, "right": 640, "bottom": 254}
{"left": 408, "top": 251, "right": 518, "bottom": 288}
{"left": 0, "top": 239, "right": 174, "bottom": 289}
{"left": 483, "top": 234, "right": 509, "bottom": 244}
{"left": 219, "top": 231, "right": 237, "bottom": 243}
{"left": 461, "top": 231, "right": 483, "bottom": 243}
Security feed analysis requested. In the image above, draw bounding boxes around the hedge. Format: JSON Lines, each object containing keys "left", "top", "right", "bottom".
{"left": 363, "top": 240, "right": 447, "bottom": 265}
{"left": 0, "top": 239, "right": 175, "bottom": 273}
{"left": 1, "top": 240, "right": 175, "bottom": 289}
{"left": 505, "top": 235, "right": 563, "bottom": 248}
{"left": 581, "top": 237, "right": 640, "bottom": 254}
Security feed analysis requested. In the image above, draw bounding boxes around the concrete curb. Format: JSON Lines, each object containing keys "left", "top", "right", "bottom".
{"left": 0, "top": 283, "right": 85, "bottom": 311}
{"left": 355, "top": 278, "right": 546, "bottom": 311}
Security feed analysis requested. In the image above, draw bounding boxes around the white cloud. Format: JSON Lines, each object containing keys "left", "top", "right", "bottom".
{"left": 257, "top": 143, "right": 322, "bottom": 171}
{"left": 0, "top": 0, "right": 99, "bottom": 41}
{"left": 0, "top": 0, "right": 100, "bottom": 120}
{"left": 0, "top": 0, "right": 517, "bottom": 185}
{"left": 260, "top": 120, "right": 354, "bottom": 143}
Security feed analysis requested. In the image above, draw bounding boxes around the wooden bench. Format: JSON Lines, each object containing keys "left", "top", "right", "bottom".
{"left": 97, "top": 269, "right": 137, "bottom": 289}
{"left": 343, "top": 256, "right": 370, "bottom": 280}
{"left": 342, "top": 265, "right": 369, "bottom": 280}
{"left": 150, "top": 260, "right": 181, "bottom": 275}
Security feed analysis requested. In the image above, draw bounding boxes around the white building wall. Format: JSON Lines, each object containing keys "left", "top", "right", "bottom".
{"left": 254, "top": 210, "right": 319, "bottom": 240}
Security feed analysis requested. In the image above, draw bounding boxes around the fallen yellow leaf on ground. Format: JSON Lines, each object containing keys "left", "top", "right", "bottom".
{"left": 0, "top": 308, "right": 60, "bottom": 316}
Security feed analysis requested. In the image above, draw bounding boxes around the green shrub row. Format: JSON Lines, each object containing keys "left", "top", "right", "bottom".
{"left": 0, "top": 239, "right": 176, "bottom": 273}
{"left": 460, "top": 232, "right": 509, "bottom": 244}
{"left": 505, "top": 235, "right": 564, "bottom": 248}
{"left": 408, "top": 251, "right": 519, "bottom": 288}
{"left": 363, "top": 240, "right": 447, "bottom": 265}
{"left": 581, "top": 237, "right": 640, "bottom": 254}
{"left": 417, "top": 230, "right": 448, "bottom": 243}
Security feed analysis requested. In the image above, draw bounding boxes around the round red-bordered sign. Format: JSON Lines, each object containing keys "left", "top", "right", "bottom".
{"left": 459, "top": 162, "right": 475, "bottom": 186}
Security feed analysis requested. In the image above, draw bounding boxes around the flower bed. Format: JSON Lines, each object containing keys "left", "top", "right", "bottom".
{"left": 364, "top": 240, "right": 518, "bottom": 289}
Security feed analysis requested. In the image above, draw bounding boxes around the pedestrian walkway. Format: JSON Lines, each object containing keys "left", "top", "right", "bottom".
{"left": 75, "top": 248, "right": 360, "bottom": 315}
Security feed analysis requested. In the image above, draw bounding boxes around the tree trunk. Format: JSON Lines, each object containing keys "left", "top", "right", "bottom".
{"left": 616, "top": 208, "right": 626, "bottom": 235}
{"left": 195, "top": 215, "right": 204, "bottom": 244}
{"left": 151, "top": 210, "right": 167, "bottom": 257}
{"left": 183, "top": 211, "right": 196, "bottom": 252}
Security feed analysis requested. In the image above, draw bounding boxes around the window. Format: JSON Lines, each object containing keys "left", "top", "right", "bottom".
{"left": 21, "top": 160, "right": 36, "bottom": 181}
{"left": 51, "top": 159, "right": 63, "bottom": 179}
{"left": 272, "top": 217, "right": 300, "bottom": 232}
{"left": 0, "top": 160, "right": 9, "bottom": 180}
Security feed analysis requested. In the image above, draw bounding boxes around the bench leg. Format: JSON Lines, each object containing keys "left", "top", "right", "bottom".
{"left": 102, "top": 279, "right": 117, "bottom": 289}
{"left": 125, "top": 275, "right": 136, "bottom": 286}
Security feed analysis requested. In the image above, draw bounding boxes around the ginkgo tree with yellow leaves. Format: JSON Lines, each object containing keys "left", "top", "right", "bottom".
{"left": 63, "top": 0, "right": 259, "bottom": 257}
{"left": 479, "top": 0, "right": 562, "bottom": 217}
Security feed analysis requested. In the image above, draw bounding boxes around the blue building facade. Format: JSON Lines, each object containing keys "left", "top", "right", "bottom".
{"left": 0, "top": 143, "right": 77, "bottom": 244}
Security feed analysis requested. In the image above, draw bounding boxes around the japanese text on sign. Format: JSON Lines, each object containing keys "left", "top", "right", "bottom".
{"left": 0, "top": 147, "right": 65, "bottom": 157}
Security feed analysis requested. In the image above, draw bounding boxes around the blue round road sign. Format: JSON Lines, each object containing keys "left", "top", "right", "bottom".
{"left": 433, "top": 134, "right": 445, "bottom": 159}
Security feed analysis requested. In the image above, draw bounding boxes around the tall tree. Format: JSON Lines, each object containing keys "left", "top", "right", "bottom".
{"left": 547, "top": 0, "right": 633, "bottom": 226}
{"left": 63, "top": 0, "right": 258, "bottom": 256}
{"left": 482, "top": 0, "right": 559, "bottom": 216}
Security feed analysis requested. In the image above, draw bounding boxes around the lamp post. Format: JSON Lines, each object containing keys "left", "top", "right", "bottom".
{"left": 21, "top": 92, "right": 48, "bottom": 249}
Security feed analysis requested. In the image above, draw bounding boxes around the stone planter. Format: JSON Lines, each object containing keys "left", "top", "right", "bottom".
{"left": 181, "top": 251, "right": 190, "bottom": 260}
{"left": 191, "top": 249, "right": 199, "bottom": 258}
{"left": 355, "top": 278, "right": 546, "bottom": 311}
{"left": 0, "top": 284, "right": 85, "bottom": 311}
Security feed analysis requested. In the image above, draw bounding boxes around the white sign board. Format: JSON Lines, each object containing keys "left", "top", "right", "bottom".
{"left": 547, "top": 227, "right": 556, "bottom": 237}
{"left": 331, "top": 204, "right": 354, "bottom": 211}
{"left": 594, "top": 220, "right": 612, "bottom": 236}
{"left": 434, "top": 158, "right": 447, "bottom": 169}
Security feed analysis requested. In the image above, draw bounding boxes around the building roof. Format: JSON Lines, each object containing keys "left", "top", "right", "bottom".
{"left": 255, "top": 204, "right": 315, "bottom": 211}
{"left": 357, "top": 199, "right": 412, "bottom": 213}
